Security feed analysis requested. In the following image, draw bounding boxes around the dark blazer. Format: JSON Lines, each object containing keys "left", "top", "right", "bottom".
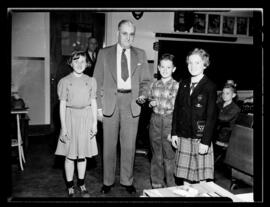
{"left": 215, "top": 101, "right": 240, "bottom": 143}
{"left": 84, "top": 50, "right": 99, "bottom": 77}
{"left": 172, "top": 75, "right": 217, "bottom": 146}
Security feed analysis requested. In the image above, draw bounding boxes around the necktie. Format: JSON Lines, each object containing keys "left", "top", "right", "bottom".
{"left": 121, "top": 49, "right": 129, "bottom": 81}
{"left": 190, "top": 82, "right": 197, "bottom": 95}
{"left": 91, "top": 52, "right": 95, "bottom": 62}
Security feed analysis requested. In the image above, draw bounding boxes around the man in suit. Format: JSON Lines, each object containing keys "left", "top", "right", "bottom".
{"left": 85, "top": 36, "right": 99, "bottom": 77}
{"left": 93, "top": 19, "right": 151, "bottom": 194}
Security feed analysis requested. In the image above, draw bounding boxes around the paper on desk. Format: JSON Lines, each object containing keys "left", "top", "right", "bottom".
{"left": 202, "top": 182, "right": 243, "bottom": 202}
{"left": 172, "top": 186, "right": 199, "bottom": 197}
{"left": 235, "top": 193, "right": 253, "bottom": 202}
{"left": 143, "top": 189, "right": 164, "bottom": 197}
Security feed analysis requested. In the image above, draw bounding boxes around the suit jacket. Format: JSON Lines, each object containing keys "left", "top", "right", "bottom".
{"left": 172, "top": 75, "right": 217, "bottom": 146}
{"left": 215, "top": 101, "right": 240, "bottom": 143}
{"left": 93, "top": 44, "right": 151, "bottom": 117}
{"left": 85, "top": 50, "right": 98, "bottom": 77}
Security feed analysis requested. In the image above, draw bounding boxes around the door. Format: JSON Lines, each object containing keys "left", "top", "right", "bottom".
{"left": 50, "top": 11, "right": 105, "bottom": 138}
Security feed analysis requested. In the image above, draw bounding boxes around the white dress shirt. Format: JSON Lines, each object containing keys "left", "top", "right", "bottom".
{"left": 88, "top": 51, "right": 95, "bottom": 61}
{"left": 190, "top": 74, "right": 204, "bottom": 95}
{"left": 117, "top": 44, "right": 131, "bottom": 90}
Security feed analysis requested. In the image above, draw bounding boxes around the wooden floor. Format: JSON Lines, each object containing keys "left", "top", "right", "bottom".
{"left": 8, "top": 134, "right": 253, "bottom": 201}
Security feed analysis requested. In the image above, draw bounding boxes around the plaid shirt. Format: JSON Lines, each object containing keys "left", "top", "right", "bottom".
{"left": 148, "top": 78, "right": 179, "bottom": 115}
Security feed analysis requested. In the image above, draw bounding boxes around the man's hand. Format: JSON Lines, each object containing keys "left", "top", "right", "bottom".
{"left": 167, "top": 134, "right": 172, "bottom": 142}
{"left": 171, "top": 135, "right": 179, "bottom": 149}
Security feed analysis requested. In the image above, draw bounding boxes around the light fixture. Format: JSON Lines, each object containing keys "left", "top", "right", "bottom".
{"left": 132, "top": 12, "right": 144, "bottom": 20}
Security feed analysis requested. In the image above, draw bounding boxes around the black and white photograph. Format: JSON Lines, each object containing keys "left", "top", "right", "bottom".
{"left": 7, "top": 7, "right": 263, "bottom": 204}
{"left": 222, "top": 16, "right": 236, "bottom": 35}
{"left": 193, "top": 13, "right": 206, "bottom": 33}
{"left": 249, "top": 17, "right": 253, "bottom": 36}
{"left": 237, "top": 17, "right": 248, "bottom": 35}
{"left": 207, "top": 14, "right": 221, "bottom": 34}
{"left": 174, "top": 11, "right": 188, "bottom": 32}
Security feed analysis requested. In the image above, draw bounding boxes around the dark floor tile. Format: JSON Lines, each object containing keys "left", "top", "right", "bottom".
{"left": 9, "top": 135, "right": 253, "bottom": 199}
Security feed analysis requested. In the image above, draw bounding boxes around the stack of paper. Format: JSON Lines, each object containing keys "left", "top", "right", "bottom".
{"left": 172, "top": 186, "right": 199, "bottom": 197}
{"left": 235, "top": 193, "right": 253, "bottom": 202}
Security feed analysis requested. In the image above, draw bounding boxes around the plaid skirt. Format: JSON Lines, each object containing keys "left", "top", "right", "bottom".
{"left": 174, "top": 137, "right": 214, "bottom": 182}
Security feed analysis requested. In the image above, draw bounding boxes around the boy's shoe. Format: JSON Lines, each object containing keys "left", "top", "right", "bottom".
{"left": 100, "top": 184, "right": 112, "bottom": 194}
{"left": 78, "top": 185, "right": 90, "bottom": 198}
{"left": 125, "top": 185, "right": 136, "bottom": 194}
{"left": 67, "top": 186, "right": 75, "bottom": 198}
{"left": 120, "top": 184, "right": 136, "bottom": 194}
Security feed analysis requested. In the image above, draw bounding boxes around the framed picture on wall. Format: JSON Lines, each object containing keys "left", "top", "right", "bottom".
{"left": 174, "top": 11, "right": 186, "bottom": 32}
{"left": 222, "top": 16, "right": 235, "bottom": 35}
{"left": 207, "top": 14, "right": 221, "bottom": 34}
{"left": 248, "top": 17, "right": 253, "bottom": 36}
{"left": 193, "top": 13, "right": 206, "bottom": 33}
{"left": 174, "top": 11, "right": 195, "bottom": 32}
{"left": 237, "top": 17, "right": 248, "bottom": 35}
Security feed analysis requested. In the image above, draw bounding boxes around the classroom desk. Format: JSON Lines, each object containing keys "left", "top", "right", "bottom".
{"left": 11, "top": 109, "right": 28, "bottom": 171}
{"left": 142, "top": 181, "right": 244, "bottom": 202}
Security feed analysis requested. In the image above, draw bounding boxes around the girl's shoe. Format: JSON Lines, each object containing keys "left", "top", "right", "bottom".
{"left": 78, "top": 185, "right": 90, "bottom": 198}
{"left": 67, "top": 186, "right": 75, "bottom": 197}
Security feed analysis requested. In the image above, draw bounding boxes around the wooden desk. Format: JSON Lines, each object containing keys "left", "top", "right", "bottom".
{"left": 224, "top": 124, "right": 253, "bottom": 187}
{"left": 11, "top": 109, "right": 28, "bottom": 171}
{"left": 142, "top": 182, "right": 244, "bottom": 202}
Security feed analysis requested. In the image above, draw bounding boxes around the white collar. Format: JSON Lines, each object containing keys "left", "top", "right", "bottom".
{"left": 117, "top": 44, "right": 130, "bottom": 53}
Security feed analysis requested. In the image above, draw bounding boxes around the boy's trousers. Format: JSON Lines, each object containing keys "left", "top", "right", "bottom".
{"left": 149, "top": 113, "right": 176, "bottom": 187}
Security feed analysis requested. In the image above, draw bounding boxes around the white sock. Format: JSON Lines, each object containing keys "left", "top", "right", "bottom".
{"left": 183, "top": 181, "right": 190, "bottom": 186}
{"left": 200, "top": 180, "right": 206, "bottom": 184}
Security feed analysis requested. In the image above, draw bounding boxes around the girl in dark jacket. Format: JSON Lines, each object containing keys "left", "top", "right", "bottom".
{"left": 171, "top": 48, "right": 217, "bottom": 185}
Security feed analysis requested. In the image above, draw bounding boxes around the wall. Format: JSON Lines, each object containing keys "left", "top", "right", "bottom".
{"left": 106, "top": 12, "right": 174, "bottom": 61}
{"left": 10, "top": 10, "right": 257, "bottom": 126}
{"left": 12, "top": 57, "right": 46, "bottom": 125}
{"left": 11, "top": 12, "right": 50, "bottom": 125}
{"left": 106, "top": 11, "right": 257, "bottom": 100}
{"left": 105, "top": 11, "right": 255, "bottom": 61}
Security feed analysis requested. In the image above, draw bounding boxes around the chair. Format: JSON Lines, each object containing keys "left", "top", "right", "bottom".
{"left": 11, "top": 110, "right": 27, "bottom": 171}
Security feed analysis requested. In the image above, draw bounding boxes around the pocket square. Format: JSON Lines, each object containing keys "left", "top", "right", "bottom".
{"left": 137, "top": 63, "right": 142, "bottom": 66}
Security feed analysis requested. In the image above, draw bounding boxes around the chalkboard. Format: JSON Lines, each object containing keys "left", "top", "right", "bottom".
{"left": 157, "top": 39, "right": 260, "bottom": 90}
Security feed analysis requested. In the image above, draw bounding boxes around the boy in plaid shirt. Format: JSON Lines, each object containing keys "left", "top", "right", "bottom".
{"left": 138, "top": 53, "right": 179, "bottom": 188}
